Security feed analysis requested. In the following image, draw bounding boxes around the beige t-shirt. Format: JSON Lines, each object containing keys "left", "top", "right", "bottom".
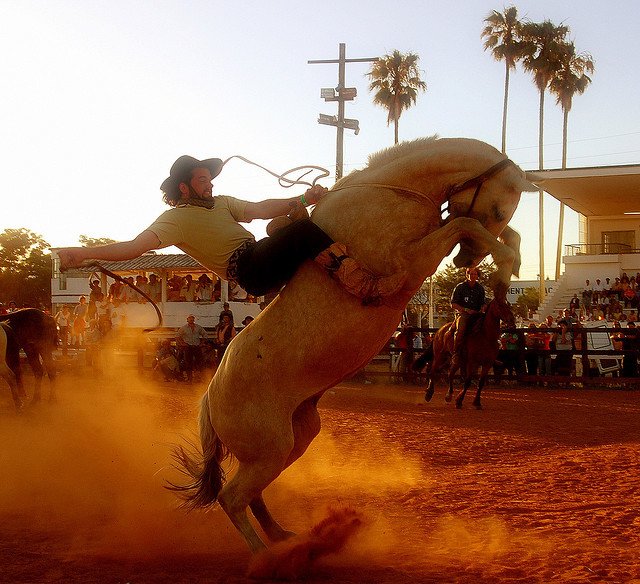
{"left": 145, "top": 196, "right": 255, "bottom": 279}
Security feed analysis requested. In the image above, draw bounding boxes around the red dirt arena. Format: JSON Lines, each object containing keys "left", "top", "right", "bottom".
{"left": 1, "top": 368, "right": 639, "bottom": 583}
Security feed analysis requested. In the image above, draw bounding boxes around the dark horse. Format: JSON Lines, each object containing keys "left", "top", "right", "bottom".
{"left": 1, "top": 309, "right": 57, "bottom": 408}
{"left": 413, "top": 294, "right": 515, "bottom": 409}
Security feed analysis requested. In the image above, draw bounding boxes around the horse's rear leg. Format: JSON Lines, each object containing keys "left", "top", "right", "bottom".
{"left": 250, "top": 495, "right": 295, "bottom": 542}
{"left": 40, "top": 349, "right": 57, "bottom": 402}
{"left": 218, "top": 458, "right": 290, "bottom": 552}
{"left": 23, "top": 347, "right": 44, "bottom": 404}
{"left": 248, "top": 396, "right": 321, "bottom": 543}
{"left": 455, "top": 377, "right": 471, "bottom": 409}
{"left": 472, "top": 369, "right": 490, "bottom": 410}
{"left": 0, "top": 363, "right": 22, "bottom": 411}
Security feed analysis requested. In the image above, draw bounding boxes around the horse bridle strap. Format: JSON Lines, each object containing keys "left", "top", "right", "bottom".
{"left": 329, "top": 183, "right": 440, "bottom": 211}
{"left": 448, "top": 158, "right": 514, "bottom": 217}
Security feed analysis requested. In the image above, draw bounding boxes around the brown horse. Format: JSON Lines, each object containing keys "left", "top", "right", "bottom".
{"left": 0, "top": 324, "right": 22, "bottom": 410}
{"left": 414, "top": 293, "right": 515, "bottom": 409}
{"left": 1, "top": 308, "right": 58, "bottom": 406}
{"left": 168, "top": 137, "right": 536, "bottom": 554}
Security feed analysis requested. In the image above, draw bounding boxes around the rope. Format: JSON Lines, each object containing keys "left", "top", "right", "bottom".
{"left": 221, "top": 155, "right": 331, "bottom": 188}
{"left": 84, "top": 262, "right": 163, "bottom": 330}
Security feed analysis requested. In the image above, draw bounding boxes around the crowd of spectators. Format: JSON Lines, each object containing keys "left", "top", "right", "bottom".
{"left": 152, "top": 304, "right": 254, "bottom": 383}
{"left": 578, "top": 273, "right": 640, "bottom": 322}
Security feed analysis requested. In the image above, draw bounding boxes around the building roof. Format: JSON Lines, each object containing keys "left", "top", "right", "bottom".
{"left": 531, "top": 164, "right": 640, "bottom": 217}
{"left": 78, "top": 253, "right": 207, "bottom": 274}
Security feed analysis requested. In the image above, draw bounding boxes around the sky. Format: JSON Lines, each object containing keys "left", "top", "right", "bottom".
{"left": 1, "top": 0, "right": 639, "bottom": 281}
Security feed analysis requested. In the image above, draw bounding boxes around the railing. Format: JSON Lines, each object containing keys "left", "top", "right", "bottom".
{"left": 364, "top": 326, "right": 640, "bottom": 387}
{"left": 564, "top": 243, "right": 639, "bottom": 256}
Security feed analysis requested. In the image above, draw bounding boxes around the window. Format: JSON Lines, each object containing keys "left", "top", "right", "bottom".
{"left": 602, "top": 230, "right": 635, "bottom": 254}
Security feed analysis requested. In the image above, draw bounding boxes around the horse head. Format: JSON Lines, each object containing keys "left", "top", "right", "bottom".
{"left": 489, "top": 295, "right": 516, "bottom": 328}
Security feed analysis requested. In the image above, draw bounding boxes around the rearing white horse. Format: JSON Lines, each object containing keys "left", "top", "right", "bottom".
{"left": 170, "top": 137, "right": 537, "bottom": 552}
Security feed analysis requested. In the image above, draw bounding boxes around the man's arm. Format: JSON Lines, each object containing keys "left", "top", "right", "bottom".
{"left": 244, "top": 185, "right": 327, "bottom": 221}
{"left": 57, "top": 230, "right": 161, "bottom": 271}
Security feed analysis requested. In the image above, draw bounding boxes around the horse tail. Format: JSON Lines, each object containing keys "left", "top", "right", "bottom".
{"left": 412, "top": 342, "right": 434, "bottom": 372}
{"left": 166, "top": 392, "right": 231, "bottom": 509}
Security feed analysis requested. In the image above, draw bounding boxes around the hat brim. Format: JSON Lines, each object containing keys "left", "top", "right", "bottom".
{"left": 161, "top": 157, "right": 224, "bottom": 192}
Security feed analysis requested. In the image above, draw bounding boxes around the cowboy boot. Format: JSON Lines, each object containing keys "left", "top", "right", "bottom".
{"left": 314, "top": 242, "right": 405, "bottom": 306}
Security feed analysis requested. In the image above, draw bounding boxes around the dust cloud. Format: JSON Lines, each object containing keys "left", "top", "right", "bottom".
{"left": 1, "top": 370, "right": 639, "bottom": 583}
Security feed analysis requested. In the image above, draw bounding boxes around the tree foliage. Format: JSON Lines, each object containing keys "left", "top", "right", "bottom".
{"left": 407, "top": 261, "right": 498, "bottom": 325}
{"left": 513, "top": 286, "right": 540, "bottom": 319}
{"left": 79, "top": 235, "right": 117, "bottom": 247}
{"left": 0, "top": 228, "right": 52, "bottom": 309}
{"left": 367, "top": 50, "right": 427, "bottom": 144}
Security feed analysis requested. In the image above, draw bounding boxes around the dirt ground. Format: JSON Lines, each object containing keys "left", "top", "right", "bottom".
{"left": 1, "top": 366, "right": 639, "bottom": 584}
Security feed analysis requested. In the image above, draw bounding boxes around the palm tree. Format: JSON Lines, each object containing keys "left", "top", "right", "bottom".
{"left": 367, "top": 50, "right": 427, "bottom": 144}
{"left": 481, "top": 6, "right": 526, "bottom": 153}
{"left": 520, "top": 19, "right": 570, "bottom": 301}
{"left": 550, "top": 43, "right": 595, "bottom": 278}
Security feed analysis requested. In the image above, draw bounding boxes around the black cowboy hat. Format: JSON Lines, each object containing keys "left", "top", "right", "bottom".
{"left": 160, "top": 155, "right": 223, "bottom": 192}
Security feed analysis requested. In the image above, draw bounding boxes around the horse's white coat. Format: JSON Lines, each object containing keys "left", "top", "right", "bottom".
{"left": 185, "top": 137, "right": 537, "bottom": 551}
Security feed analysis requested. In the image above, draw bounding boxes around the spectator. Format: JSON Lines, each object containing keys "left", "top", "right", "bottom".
{"left": 165, "top": 275, "right": 180, "bottom": 301}
{"left": 196, "top": 274, "right": 213, "bottom": 301}
{"left": 552, "top": 320, "right": 573, "bottom": 376}
{"left": 581, "top": 280, "right": 593, "bottom": 314}
{"left": 215, "top": 314, "right": 237, "bottom": 364}
{"left": 54, "top": 305, "right": 72, "bottom": 357}
{"left": 180, "top": 274, "right": 196, "bottom": 302}
{"left": 73, "top": 295, "right": 88, "bottom": 347}
{"left": 228, "top": 280, "right": 248, "bottom": 301}
{"left": 7, "top": 300, "right": 18, "bottom": 312}
{"left": 148, "top": 274, "right": 162, "bottom": 302}
{"left": 536, "top": 323, "right": 553, "bottom": 377}
{"left": 611, "top": 277, "right": 623, "bottom": 301}
{"left": 176, "top": 314, "right": 207, "bottom": 383}
{"left": 84, "top": 319, "right": 103, "bottom": 376}
{"left": 241, "top": 315, "right": 254, "bottom": 328}
{"left": 593, "top": 278, "right": 604, "bottom": 303}
{"left": 88, "top": 280, "right": 102, "bottom": 303}
{"left": 622, "top": 322, "right": 639, "bottom": 377}
{"left": 569, "top": 293, "right": 580, "bottom": 313}
{"left": 497, "top": 328, "right": 520, "bottom": 380}
{"left": 136, "top": 275, "right": 150, "bottom": 302}
{"left": 153, "top": 340, "right": 181, "bottom": 382}
{"left": 524, "top": 323, "right": 540, "bottom": 376}
{"left": 219, "top": 302, "right": 234, "bottom": 325}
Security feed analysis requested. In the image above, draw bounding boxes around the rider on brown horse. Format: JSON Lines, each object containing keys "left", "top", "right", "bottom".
{"left": 451, "top": 267, "right": 486, "bottom": 362}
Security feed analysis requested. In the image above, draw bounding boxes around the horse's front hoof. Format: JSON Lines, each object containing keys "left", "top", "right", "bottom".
{"left": 424, "top": 390, "right": 434, "bottom": 402}
{"left": 473, "top": 402, "right": 482, "bottom": 410}
{"left": 455, "top": 400, "right": 463, "bottom": 409}
{"left": 445, "top": 394, "right": 453, "bottom": 403}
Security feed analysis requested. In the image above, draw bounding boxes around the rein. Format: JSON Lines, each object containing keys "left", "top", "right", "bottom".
{"left": 85, "top": 262, "right": 163, "bottom": 330}
{"left": 328, "top": 157, "right": 515, "bottom": 222}
{"left": 447, "top": 158, "right": 514, "bottom": 217}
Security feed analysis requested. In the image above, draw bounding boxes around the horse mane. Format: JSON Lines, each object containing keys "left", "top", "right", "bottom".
{"left": 365, "top": 136, "right": 439, "bottom": 171}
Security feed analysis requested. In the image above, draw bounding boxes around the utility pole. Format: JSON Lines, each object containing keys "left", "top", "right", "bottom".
{"left": 308, "top": 43, "right": 377, "bottom": 180}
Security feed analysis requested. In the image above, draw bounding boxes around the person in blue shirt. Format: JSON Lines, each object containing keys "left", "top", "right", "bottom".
{"left": 450, "top": 267, "right": 486, "bottom": 361}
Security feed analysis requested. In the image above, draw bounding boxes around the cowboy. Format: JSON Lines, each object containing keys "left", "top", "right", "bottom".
{"left": 57, "top": 155, "right": 404, "bottom": 305}
{"left": 450, "top": 267, "right": 486, "bottom": 360}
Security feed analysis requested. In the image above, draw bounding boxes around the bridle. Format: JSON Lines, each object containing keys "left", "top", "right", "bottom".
{"left": 445, "top": 158, "right": 515, "bottom": 218}
{"left": 327, "top": 157, "right": 515, "bottom": 222}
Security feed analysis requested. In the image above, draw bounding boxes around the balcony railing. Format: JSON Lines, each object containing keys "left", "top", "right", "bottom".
{"left": 564, "top": 243, "right": 639, "bottom": 256}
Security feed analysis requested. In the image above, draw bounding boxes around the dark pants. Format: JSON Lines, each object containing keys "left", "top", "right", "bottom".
{"left": 181, "top": 345, "right": 202, "bottom": 380}
{"left": 236, "top": 219, "right": 333, "bottom": 296}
